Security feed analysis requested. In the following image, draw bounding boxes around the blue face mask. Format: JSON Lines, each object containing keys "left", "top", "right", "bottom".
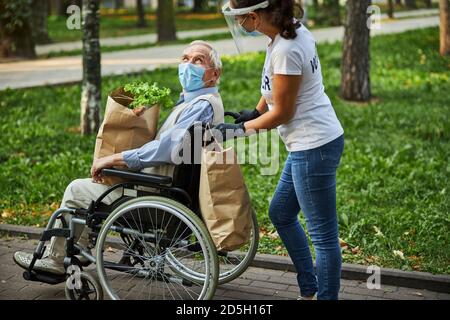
{"left": 178, "top": 63, "right": 208, "bottom": 92}
{"left": 239, "top": 15, "right": 262, "bottom": 37}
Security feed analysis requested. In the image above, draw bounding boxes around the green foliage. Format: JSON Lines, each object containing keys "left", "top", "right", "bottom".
{"left": 0, "top": 27, "right": 449, "bottom": 274}
{"left": 123, "top": 81, "right": 173, "bottom": 109}
{"left": 46, "top": 13, "right": 227, "bottom": 43}
{"left": 0, "top": 0, "right": 33, "bottom": 34}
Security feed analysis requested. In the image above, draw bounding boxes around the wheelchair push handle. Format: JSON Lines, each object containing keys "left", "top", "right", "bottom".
{"left": 224, "top": 111, "right": 240, "bottom": 120}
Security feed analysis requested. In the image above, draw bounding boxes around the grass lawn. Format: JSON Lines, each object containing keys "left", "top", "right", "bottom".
{"left": 1, "top": 27, "right": 449, "bottom": 274}
{"left": 47, "top": 12, "right": 228, "bottom": 43}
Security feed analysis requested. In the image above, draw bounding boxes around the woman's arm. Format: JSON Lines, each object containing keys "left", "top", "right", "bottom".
{"left": 255, "top": 96, "right": 269, "bottom": 115}
{"left": 244, "top": 74, "right": 302, "bottom": 133}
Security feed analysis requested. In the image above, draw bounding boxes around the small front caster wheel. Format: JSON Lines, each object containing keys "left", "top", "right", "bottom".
{"left": 65, "top": 271, "right": 103, "bottom": 300}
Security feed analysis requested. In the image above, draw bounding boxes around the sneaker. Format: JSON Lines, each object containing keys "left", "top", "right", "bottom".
{"left": 13, "top": 251, "right": 65, "bottom": 275}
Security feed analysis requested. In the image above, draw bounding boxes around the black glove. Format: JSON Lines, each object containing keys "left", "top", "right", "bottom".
{"left": 211, "top": 122, "right": 246, "bottom": 141}
{"left": 234, "top": 109, "right": 261, "bottom": 124}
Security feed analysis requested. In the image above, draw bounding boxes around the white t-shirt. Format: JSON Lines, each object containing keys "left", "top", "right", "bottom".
{"left": 261, "top": 24, "right": 344, "bottom": 152}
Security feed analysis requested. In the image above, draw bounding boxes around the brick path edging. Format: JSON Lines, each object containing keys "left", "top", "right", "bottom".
{"left": 1, "top": 223, "right": 449, "bottom": 294}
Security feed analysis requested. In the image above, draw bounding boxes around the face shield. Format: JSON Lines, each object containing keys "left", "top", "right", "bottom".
{"left": 222, "top": 1, "right": 269, "bottom": 54}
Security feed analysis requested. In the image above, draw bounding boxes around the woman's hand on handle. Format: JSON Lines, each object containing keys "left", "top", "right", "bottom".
{"left": 233, "top": 109, "right": 261, "bottom": 124}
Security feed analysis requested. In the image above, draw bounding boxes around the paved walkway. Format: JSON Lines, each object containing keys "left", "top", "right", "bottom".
{"left": 35, "top": 8, "right": 439, "bottom": 56}
{"left": 0, "top": 15, "right": 440, "bottom": 91}
{"left": 0, "top": 236, "right": 447, "bottom": 300}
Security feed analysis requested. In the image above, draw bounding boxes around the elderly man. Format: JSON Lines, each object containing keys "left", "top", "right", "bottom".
{"left": 13, "top": 40, "right": 225, "bottom": 275}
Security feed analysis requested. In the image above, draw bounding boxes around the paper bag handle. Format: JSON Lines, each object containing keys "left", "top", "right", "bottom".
{"left": 202, "top": 123, "right": 222, "bottom": 148}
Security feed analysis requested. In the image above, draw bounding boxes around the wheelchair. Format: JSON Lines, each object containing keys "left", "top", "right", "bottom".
{"left": 21, "top": 116, "right": 259, "bottom": 300}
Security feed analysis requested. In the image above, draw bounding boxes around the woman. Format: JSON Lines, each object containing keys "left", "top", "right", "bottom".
{"left": 214, "top": 0, "right": 345, "bottom": 300}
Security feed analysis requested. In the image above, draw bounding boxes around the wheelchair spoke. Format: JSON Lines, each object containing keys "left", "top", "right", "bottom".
{"left": 96, "top": 198, "right": 218, "bottom": 300}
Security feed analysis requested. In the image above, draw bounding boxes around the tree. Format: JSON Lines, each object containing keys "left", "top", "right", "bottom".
{"left": 80, "top": 0, "right": 101, "bottom": 135}
{"left": 405, "top": 0, "right": 417, "bottom": 9}
{"left": 51, "top": 0, "right": 82, "bottom": 17}
{"left": 216, "top": 0, "right": 224, "bottom": 13}
{"left": 312, "top": 0, "right": 319, "bottom": 10}
{"left": 157, "top": 0, "right": 177, "bottom": 42}
{"left": 136, "top": 0, "right": 147, "bottom": 28}
{"left": 193, "top": 0, "right": 208, "bottom": 12}
{"left": 341, "top": 0, "right": 371, "bottom": 102}
{"left": 323, "top": 0, "right": 341, "bottom": 26}
{"left": 440, "top": 0, "right": 450, "bottom": 56}
{"left": 32, "top": 0, "right": 52, "bottom": 44}
{"left": 387, "top": 0, "right": 395, "bottom": 18}
{"left": 113, "top": 0, "right": 124, "bottom": 10}
{"left": 0, "top": 0, "right": 36, "bottom": 59}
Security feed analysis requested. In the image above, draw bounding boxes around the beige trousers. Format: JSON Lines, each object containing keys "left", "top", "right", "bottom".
{"left": 48, "top": 178, "right": 123, "bottom": 261}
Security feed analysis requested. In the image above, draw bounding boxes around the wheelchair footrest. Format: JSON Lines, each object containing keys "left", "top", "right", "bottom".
{"left": 23, "top": 270, "right": 66, "bottom": 285}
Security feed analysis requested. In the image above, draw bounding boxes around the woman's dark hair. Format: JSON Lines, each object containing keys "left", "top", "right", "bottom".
{"left": 231, "top": 0, "right": 303, "bottom": 39}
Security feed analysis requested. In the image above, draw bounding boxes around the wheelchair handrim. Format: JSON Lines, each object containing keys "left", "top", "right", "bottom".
{"left": 95, "top": 200, "right": 215, "bottom": 300}
{"left": 165, "top": 209, "right": 259, "bottom": 284}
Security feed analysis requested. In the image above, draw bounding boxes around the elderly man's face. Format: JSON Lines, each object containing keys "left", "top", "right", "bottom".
{"left": 181, "top": 44, "right": 220, "bottom": 88}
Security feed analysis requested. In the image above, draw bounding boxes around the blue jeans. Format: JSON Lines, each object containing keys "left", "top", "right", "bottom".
{"left": 269, "top": 135, "right": 344, "bottom": 300}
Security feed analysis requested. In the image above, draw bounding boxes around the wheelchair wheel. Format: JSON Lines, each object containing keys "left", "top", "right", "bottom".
{"left": 164, "top": 202, "right": 259, "bottom": 285}
{"left": 65, "top": 271, "right": 103, "bottom": 300}
{"left": 95, "top": 196, "right": 219, "bottom": 300}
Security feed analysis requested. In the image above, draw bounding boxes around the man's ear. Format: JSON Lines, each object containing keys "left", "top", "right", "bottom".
{"left": 214, "top": 69, "right": 221, "bottom": 82}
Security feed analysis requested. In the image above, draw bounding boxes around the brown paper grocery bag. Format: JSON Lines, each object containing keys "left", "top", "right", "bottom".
{"left": 198, "top": 129, "right": 253, "bottom": 251}
{"left": 94, "top": 87, "right": 160, "bottom": 185}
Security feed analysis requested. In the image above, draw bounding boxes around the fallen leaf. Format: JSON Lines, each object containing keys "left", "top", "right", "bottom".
{"left": 268, "top": 231, "right": 279, "bottom": 239}
{"left": 1, "top": 210, "right": 12, "bottom": 219}
{"left": 373, "top": 226, "right": 384, "bottom": 237}
{"left": 393, "top": 250, "right": 405, "bottom": 260}
{"left": 339, "top": 238, "right": 348, "bottom": 248}
{"left": 351, "top": 246, "right": 360, "bottom": 254}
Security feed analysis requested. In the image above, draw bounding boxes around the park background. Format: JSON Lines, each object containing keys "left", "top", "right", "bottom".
{"left": 0, "top": 0, "right": 449, "bottom": 278}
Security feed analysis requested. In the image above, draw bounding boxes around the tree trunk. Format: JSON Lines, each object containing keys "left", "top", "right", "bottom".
{"left": 405, "top": 0, "right": 417, "bottom": 9}
{"left": 388, "top": 0, "right": 395, "bottom": 18}
{"left": 136, "top": 0, "right": 147, "bottom": 27}
{"left": 217, "top": 0, "right": 223, "bottom": 13}
{"left": 312, "top": 0, "right": 319, "bottom": 10}
{"left": 157, "top": 0, "right": 177, "bottom": 42}
{"left": 341, "top": 0, "right": 371, "bottom": 102}
{"left": 193, "top": 0, "right": 208, "bottom": 12}
{"left": 113, "top": 0, "right": 124, "bottom": 10}
{"left": 440, "top": 0, "right": 450, "bottom": 56}
{"left": 80, "top": 0, "right": 101, "bottom": 136}
{"left": 0, "top": 0, "right": 36, "bottom": 59}
{"left": 323, "top": 0, "right": 341, "bottom": 26}
{"left": 32, "top": 0, "right": 52, "bottom": 44}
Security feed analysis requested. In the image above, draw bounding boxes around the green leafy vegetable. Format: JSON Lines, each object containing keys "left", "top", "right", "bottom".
{"left": 123, "top": 81, "right": 173, "bottom": 109}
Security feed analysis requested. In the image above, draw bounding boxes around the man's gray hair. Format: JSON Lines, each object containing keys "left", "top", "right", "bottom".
{"left": 188, "top": 40, "right": 223, "bottom": 70}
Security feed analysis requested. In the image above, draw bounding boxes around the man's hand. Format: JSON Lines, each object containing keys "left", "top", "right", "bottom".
{"left": 212, "top": 122, "right": 246, "bottom": 141}
{"left": 90, "top": 156, "right": 113, "bottom": 183}
{"left": 132, "top": 106, "right": 146, "bottom": 116}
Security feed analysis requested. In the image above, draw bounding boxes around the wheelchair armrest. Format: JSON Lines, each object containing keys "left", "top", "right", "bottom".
{"left": 101, "top": 168, "right": 172, "bottom": 185}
